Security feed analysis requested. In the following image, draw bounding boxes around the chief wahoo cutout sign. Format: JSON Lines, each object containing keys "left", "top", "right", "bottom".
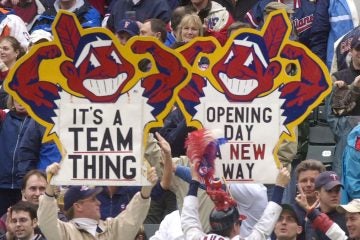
{"left": 4, "top": 10, "right": 331, "bottom": 185}
{"left": 173, "top": 10, "right": 331, "bottom": 183}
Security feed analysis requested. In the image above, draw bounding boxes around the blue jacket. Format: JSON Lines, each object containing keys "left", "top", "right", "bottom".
{"left": 341, "top": 124, "right": 360, "bottom": 203}
{"left": 0, "top": 111, "right": 30, "bottom": 189}
{"left": 244, "top": 0, "right": 316, "bottom": 47}
{"left": 30, "top": 0, "right": 101, "bottom": 33}
{"left": 310, "top": 0, "right": 358, "bottom": 69}
{"left": 106, "top": 0, "right": 171, "bottom": 32}
{"left": 16, "top": 118, "right": 61, "bottom": 184}
{"left": 97, "top": 186, "right": 141, "bottom": 219}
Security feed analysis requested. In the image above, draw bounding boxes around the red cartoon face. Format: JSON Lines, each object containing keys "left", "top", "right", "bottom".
{"left": 212, "top": 34, "right": 281, "bottom": 102}
{"left": 61, "top": 33, "right": 135, "bottom": 102}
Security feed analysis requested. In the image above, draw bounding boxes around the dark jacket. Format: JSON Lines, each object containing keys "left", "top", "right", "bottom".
{"left": 16, "top": 118, "right": 61, "bottom": 185}
{"left": 30, "top": 0, "right": 101, "bottom": 33}
{"left": 244, "top": 0, "right": 316, "bottom": 47}
{"left": 106, "top": 0, "right": 171, "bottom": 32}
{"left": 97, "top": 186, "right": 141, "bottom": 219}
{"left": 0, "top": 110, "right": 30, "bottom": 189}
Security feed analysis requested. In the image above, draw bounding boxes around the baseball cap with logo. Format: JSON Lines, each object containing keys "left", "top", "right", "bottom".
{"left": 116, "top": 19, "right": 140, "bottom": 36}
{"left": 337, "top": 199, "right": 360, "bottom": 213}
{"left": 64, "top": 186, "right": 103, "bottom": 211}
{"left": 314, "top": 171, "right": 343, "bottom": 190}
{"left": 281, "top": 204, "right": 302, "bottom": 225}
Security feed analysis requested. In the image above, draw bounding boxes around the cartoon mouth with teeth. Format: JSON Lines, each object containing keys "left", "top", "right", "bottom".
{"left": 212, "top": 33, "right": 281, "bottom": 102}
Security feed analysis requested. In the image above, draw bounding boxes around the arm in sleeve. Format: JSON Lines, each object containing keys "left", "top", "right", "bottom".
{"left": 181, "top": 195, "right": 206, "bottom": 240}
{"left": 247, "top": 186, "right": 284, "bottom": 238}
{"left": 307, "top": 208, "right": 347, "bottom": 240}
{"left": 37, "top": 195, "right": 62, "bottom": 240}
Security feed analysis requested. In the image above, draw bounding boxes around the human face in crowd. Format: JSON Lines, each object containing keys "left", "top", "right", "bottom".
{"left": 14, "top": 100, "right": 27, "bottom": 114}
{"left": 274, "top": 211, "right": 302, "bottom": 240}
{"left": 345, "top": 212, "right": 360, "bottom": 239}
{"left": 351, "top": 48, "right": 360, "bottom": 70}
{"left": 0, "top": 39, "right": 19, "bottom": 68}
{"left": 10, "top": 210, "right": 36, "bottom": 240}
{"left": 316, "top": 185, "right": 341, "bottom": 213}
{"left": 116, "top": 31, "right": 132, "bottom": 45}
{"left": 297, "top": 170, "right": 320, "bottom": 201}
{"left": 181, "top": 24, "right": 200, "bottom": 42}
{"left": 74, "top": 194, "right": 101, "bottom": 221}
{"left": 140, "top": 21, "right": 162, "bottom": 41}
{"left": 22, "top": 175, "right": 47, "bottom": 205}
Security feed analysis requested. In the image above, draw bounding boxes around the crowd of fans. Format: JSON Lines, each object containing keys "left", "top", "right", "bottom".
{"left": 0, "top": 0, "right": 360, "bottom": 239}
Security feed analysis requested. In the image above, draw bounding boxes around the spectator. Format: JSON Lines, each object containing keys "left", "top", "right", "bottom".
{"left": 20, "top": 170, "right": 47, "bottom": 206}
{"left": 0, "top": 7, "right": 29, "bottom": 49}
{"left": 296, "top": 197, "right": 360, "bottom": 239}
{"left": 245, "top": 0, "right": 316, "bottom": 47}
{"left": 4, "top": 0, "right": 55, "bottom": 31}
{"left": 327, "top": 36, "right": 360, "bottom": 177}
{"left": 292, "top": 159, "right": 325, "bottom": 240}
{"left": 97, "top": 186, "right": 141, "bottom": 219}
{"left": 31, "top": 0, "right": 101, "bottom": 33}
{"left": 0, "top": 34, "right": 30, "bottom": 109}
{"left": 175, "top": 13, "right": 203, "bottom": 43}
{"left": 274, "top": 204, "right": 303, "bottom": 240}
{"left": 115, "top": 18, "right": 140, "bottom": 45}
{"left": 310, "top": 0, "right": 359, "bottom": 69}
{"left": 184, "top": 0, "right": 234, "bottom": 45}
{"left": 140, "top": 18, "right": 167, "bottom": 43}
{"left": 0, "top": 170, "right": 48, "bottom": 240}
{"left": 181, "top": 166, "right": 290, "bottom": 239}
{"left": 0, "top": 96, "right": 30, "bottom": 216}
{"left": 0, "top": 35, "right": 26, "bottom": 84}
{"left": 16, "top": 119, "right": 61, "bottom": 184}
{"left": 105, "top": 0, "right": 171, "bottom": 33}
{"left": 304, "top": 171, "right": 348, "bottom": 239}
{"left": 38, "top": 163, "right": 159, "bottom": 239}
{"left": 2, "top": 201, "right": 45, "bottom": 240}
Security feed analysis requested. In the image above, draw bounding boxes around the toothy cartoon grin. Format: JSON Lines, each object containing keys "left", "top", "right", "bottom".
{"left": 219, "top": 73, "right": 258, "bottom": 95}
{"left": 83, "top": 73, "right": 128, "bottom": 96}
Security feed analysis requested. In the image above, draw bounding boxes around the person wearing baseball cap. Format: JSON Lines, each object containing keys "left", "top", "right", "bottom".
{"left": 115, "top": 19, "right": 139, "bottom": 45}
{"left": 37, "top": 162, "right": 159, "bottom": 240}
{"left": 295, "top": 199, "right": 360, "bottom": 240}
{"left": 295, "top": 171, "right": 348, "bottom": 239}
{"left": 274, "top": 204, "right": 303, "bottom": 240}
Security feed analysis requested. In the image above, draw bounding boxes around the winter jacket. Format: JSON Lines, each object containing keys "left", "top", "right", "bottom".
{"left": 106, "top": 0, "right": 171, "bottom": 33}
{"left": 0, "top": 110, "right": 30, "bottom": 189}
{"left": 38, "top": 192, "right": 151, "bottom": 240}
{"left": 307, "top": 208, "right": 348, "bottom": 240}
{"left": 245, "top": 0, "right": 316, "bottom": 47}
{"left": 310, "top": 0, "right": 359, "bottom": 69}
{"left": 30, "top": 0, "right": 101, "bottom": 33}
{"left": 16, "top": 118, "right": 61, "bottom": 185}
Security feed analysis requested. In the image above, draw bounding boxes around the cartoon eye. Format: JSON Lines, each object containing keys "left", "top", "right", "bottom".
{"left": 111, "top": 50, "right": 122, "bottom": 64}
{"left": 243, "top": 52, "right": 254, "bottom": 67}
{"left": 224, "top": 50, "right": 234, "bottom": 64}
{"left": 90, "top": 53, "right": 100, "bottom": 68}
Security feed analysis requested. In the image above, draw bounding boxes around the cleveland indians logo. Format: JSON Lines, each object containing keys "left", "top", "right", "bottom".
{"left": 4, "top": 10, "right": 331, "bottom": 183}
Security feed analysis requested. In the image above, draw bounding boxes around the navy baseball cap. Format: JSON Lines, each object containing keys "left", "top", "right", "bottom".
{"left": 281, "top": 204, "right": 301, "bottom": 225}
{"left": 314, "top": 171, "right": 343, "bottom": 190}
{"left": 116, "top": 19, "right": 139, "bottom": 36}
{"left": 64, "top": 186, "right": 103, "bottom": 211}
